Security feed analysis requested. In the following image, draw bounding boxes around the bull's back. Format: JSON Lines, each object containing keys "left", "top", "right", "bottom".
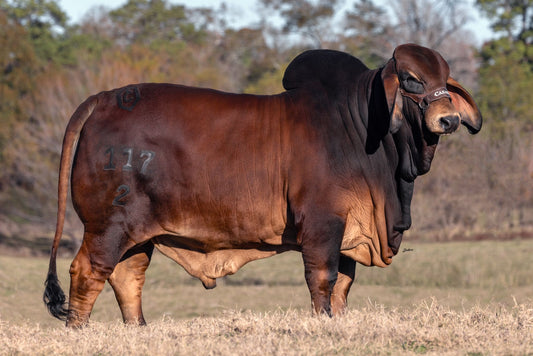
{"left": 71, "top": 84, "right": 291, "bottom": 248}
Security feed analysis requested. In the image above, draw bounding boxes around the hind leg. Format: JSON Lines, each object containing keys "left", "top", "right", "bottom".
{"left": 67, "top": 231, "right": 132, "bottom": 328}
{"left": 108, "top": 242, "right": 154, "bottom": 325}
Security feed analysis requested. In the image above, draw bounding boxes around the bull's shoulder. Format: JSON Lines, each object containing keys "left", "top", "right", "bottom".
{"left": 282, "top": 50, "right": 369, "bottom": 91}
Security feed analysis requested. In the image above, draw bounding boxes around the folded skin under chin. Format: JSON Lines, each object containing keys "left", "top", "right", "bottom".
{"left": 339, "top": 183, "right": 400, "bottom": 267}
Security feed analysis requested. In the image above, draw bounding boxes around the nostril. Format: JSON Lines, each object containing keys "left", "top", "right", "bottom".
{"left": 439, "top": 115, "right": 459, "bottom": 132}
{"left": 440, "top": 117, "right": 451, "bottom": 130}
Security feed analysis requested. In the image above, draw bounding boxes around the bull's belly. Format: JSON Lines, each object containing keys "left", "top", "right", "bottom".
{"left": 152, "top": 233, "right": 297, "bottom": 289}
{"left": 150, "top": 211, "right": 299, "bottom": 288}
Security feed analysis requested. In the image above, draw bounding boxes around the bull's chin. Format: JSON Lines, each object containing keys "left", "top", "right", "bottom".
{"left": 423, "top": 128, "right": 440, "bottom": 145}
{"left": 425, "top": 126, "right": 454, "bottom": 136}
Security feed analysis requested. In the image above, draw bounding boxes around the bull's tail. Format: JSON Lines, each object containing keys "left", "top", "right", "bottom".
{"left": 43, "top": 95, "right": 98, "bottom": 321}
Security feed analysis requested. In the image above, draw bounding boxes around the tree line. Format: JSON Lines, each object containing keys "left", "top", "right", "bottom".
{"left": 0, "top": 0, "right": 531, "bottom": 252}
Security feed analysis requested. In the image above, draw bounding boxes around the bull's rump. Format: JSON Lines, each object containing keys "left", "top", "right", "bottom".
{"left": 71, "top": 84, "right": 292, "bottom": 250}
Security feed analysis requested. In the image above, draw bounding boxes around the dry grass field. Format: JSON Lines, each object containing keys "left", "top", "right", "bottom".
{"left": 2, "top": 304, "right": 532, "bottom": 355}
{"left": 1, "top": 239, "right": 532, "bottom": 355}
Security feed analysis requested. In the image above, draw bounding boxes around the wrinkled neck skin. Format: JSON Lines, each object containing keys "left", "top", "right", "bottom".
{"left": 395, "top": 98, "right": 439, "bottom": 180}
{"left": 387, "top": 97, "right": 439, "bottom": 242}
{"left": 325, "top": 68, "right": 403, "bottom": 255}
{"left": 347, "top": 69, "right": 421, "bottom": 249}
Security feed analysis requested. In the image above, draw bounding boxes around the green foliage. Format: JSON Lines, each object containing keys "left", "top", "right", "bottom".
{"left": 478, "top": 38, "right": 533, "bottom": 129}
{"left": 244, "top": 66, "right": 285, "bottom": 95}
{"left": 0, "top": 0, "right": 72, "bottom": 65}
{"left": 476, "top": 1, "right": 533, "bottom": 131}
{"left": 0, "top": 10, "right": 37, "bottom": 161}
{"left": 476, "top": 0, "right": 533, "bottom": 41}
{"left": 258, "top": 0, "right": 340, "bottom": 46}
{"left": 260, "top": 0, "right": 339, "bottom": 32}
{"left": 341, "top": 0, "right": 392, "bottom": 67}
{"left": 109, "top": 0, "right": 207, "bottom": 49}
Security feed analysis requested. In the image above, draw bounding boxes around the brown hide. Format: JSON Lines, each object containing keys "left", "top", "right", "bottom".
{"left": 73, "top": 80, "right": 395, "bottom": 277}
{"left": 44, "top": 44, "right": 481, "bottom": 326}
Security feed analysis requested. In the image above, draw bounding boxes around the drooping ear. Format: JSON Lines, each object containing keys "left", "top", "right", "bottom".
{"left": 381, "top": 59, "right": 404, "bottom": 133}
{"left": 447, "top": 77, "right": 482, "bottom": 134}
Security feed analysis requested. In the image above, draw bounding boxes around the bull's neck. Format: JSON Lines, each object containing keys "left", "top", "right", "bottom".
{"left": 353, "top": 68, "right": 383, "bottom": 128}
{"left": 337, "top": 68, "right": 385, "bottom": 150}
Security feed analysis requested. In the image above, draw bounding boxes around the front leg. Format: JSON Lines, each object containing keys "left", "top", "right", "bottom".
{"left": 331, "top": 255, "right": 356, "bottom": 315}
{"left": 300, "top": 216, "right": 345, "bottom": 316}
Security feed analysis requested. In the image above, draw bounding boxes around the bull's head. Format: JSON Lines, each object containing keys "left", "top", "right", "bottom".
{"left": 381, "top": 43, "right": 482, "bottom": 179}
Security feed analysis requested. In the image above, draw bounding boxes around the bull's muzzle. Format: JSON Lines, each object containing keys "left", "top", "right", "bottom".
{"left": 424, "top": 96, "right": 461, "bottom": 135}
{"left": 438, "top": 113, "right": 460, "bottom": 133}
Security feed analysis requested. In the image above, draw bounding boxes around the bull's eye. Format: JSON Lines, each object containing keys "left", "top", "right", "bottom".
{"left": 400, "top": 73, "right": 424, "bottom": 94}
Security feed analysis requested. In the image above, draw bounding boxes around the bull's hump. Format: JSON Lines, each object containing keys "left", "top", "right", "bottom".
{"left": 283, "top": 50, "right": 368, "bottom": 91}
